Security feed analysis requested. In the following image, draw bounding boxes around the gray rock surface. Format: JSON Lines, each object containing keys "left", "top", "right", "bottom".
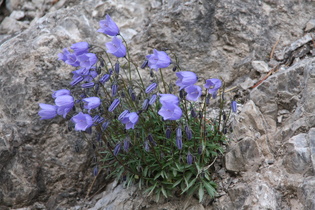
{"left": 0, "top": 0, "right": 315, "bottom": 209}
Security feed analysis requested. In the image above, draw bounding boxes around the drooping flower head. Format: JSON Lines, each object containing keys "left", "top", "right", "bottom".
{"left": 71, "top": 42, "right": 89, "bottom": 55}
{"left": 121, "top": 112, "right": 139, "bottom": 130}
{"left": 77, "top": 53, "right": 98, "bottom": 68}
{"left": 52, "top": 89, "right": 71, "bottom": 99}
{"left": 204, "top": 78, "right": 222, "bottom": 99}
{"left": 83, "top": 97, "right": 101, "bottom": 112}
{"left": 158, "top": 103, "right": 182, "bottom": 120}
{"left": 106, "top": 36, "right": 126, "bottom": 58}
{"left": 184, "top": 85, "right": 202, "bottom": 101}
{"left": 58, "top": 48, "right": 80, "bottom": 67}
{"left": 71, "top": 68, "right": 98, "bottom": 85}
{"left": 97, "top": 14, "right": 120, "bottom": 36}
{"left": 175, "top": 71, "right": 198, "bottom": 90}
{"left": 38, "top": 103, "right": 57, "bottom": 120}
{"left": 146, "top": 49, "right": 171, "bottom": 70}
{"left": 71, "top": 112, "right": 93, "bottom": 131}
{"left": 55, "top": 95, "right": 74, "bottom": 118}
{"left": 159, "top": 94, "right": 179, "bottom": 106}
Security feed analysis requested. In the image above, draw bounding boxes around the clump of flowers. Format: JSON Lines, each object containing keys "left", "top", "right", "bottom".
{"left": 38, "top": 15, "right": 236, "bottom": 202}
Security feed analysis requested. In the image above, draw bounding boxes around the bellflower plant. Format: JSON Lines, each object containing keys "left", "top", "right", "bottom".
{"left": 38, "top": 14, "right": 235, "bottom": 203}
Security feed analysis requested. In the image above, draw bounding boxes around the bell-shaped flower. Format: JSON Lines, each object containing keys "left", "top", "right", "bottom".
{"left": 78, "top": 53, "right": 98, "bottom": 68}
{"left": 97, "top": 14, "right": 120, "bottom": 36}
{"left": 106, "top": 36, "right": 126, "bottom": 58}
{"left": 71, "top": 42, "right": 89, "bottom": 55}
{"left": 72, "top": 68, "right": 98, "bottom": 84}
{"left": 121, "top": 112, "right": 139, "bottom": 130}
{"left": 38, "top": 103, "right": 57, "bottom": 120}
{"left": 145, "top": 83, "right": 157, "bottom": 94}
{"left": 185, "top": 85, "right": 202, "bottom": 101}
{"left": 55, "top": 95, "right": 74, "bottom": 118}
{"left": 187, "top": 152, "right": 193, "bottom": 165}
{"left": 52, "top": 89, "right": 71, "bottom": 99}
{"left": 113, "top": 142, "right": 122, "bottom": 156}
{"left": 204, "top": 78, "right": 222, "bottom": 98}
{"left": 158, "top": 103, "right": 182, "bottom": 120}
{"left": 175, "top": 71, "right": 198, "bottom": 90}
{"left": 83, "top": 97, "right": 101, "bottom": 112}
{"left": 71, "top": 112, "right": 93, "bottom": 131}
{"left": 159, "top": 94, "right": 179, "bottom": 106}
{"left": 146, "top": 49, "right": 171, "bottom": 70}
{"left": 58, "top": 48, "right": 80, "bottom": 67}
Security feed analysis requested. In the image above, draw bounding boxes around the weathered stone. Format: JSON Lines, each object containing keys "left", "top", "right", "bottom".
{"left": 284, "top": 133, "right": 311, "bottom": 174}
{"left": 251, "top": 60, "right": 270, "bottom": 73}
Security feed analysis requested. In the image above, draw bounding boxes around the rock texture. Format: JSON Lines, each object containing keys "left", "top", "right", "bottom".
{"left": 0, "top": 0, "right": 315, "bottom": 209}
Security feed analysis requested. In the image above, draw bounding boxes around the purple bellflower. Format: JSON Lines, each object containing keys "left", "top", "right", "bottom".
{"left": 71, "top": 42, "right": 89, "bottom": 55}
{"left": 204, "top": 78, "right": 222, "bottom": 99}
{"left": 175, "top": 71, "right": 198, "bottom": 90}
{"left": 72, "top": 68, "right": 98, "bottom": 84}
{"left": 83, "top": 97, "right": 101, "bottom": 112}
{"left": 55, "top": 95, "right": 74, "bottom": 118}
{"left": 146, "top": 49, "right": 171, "bottom": 70}
{"left": 38, "top": 103, "right": 57, "bottom": 120}
{"left": 187, "top": 152, "right": 193, "bottom": 165}
{"left": 158, "top": 103, "right": 182, "bottom": 120}
{"left": 159, "top": 94, "right": 179, "bottom": 106}
{"left": 58, "top": 48, "right": 80, "bottom": 67}
{"left": 77, "top": 53, "right": 98, "bottom": 68}
{"left": 113, "top": 142, "right": 122, "bottom": 156}
{"left": 52, "top": 89, "right": 71, "bottom": 99}
{"left": 97, "top": 14, "right": 120, "bottom": 36}
{"left": 118, "top": 110, "right": 130, "bottom": 121}
{"left": 71, "top": 112, "right": 93, "bottom": 131}
{"left": 176, "top": 127, "right": 183, "bottom": 150}
{"left": 106, "top": 36, "right": 126, "bottom": 58}
{"left": 185, "top": 85, "right": 202, "bottom": 101}
{"left": 121, "top": 112, "right": 139, "bottom": 130}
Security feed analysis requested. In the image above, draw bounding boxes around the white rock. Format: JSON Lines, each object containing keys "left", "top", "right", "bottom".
{"left": 10, "top": 10, "right": 25, "bottom": 20}
{"left": 251, "top": 60, "right": 269, "bottom": 73}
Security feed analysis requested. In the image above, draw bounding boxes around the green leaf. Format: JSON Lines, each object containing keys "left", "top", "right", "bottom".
{"left": 181, "top": 177, "right": 197, "bottom": 194}
{"left": 154, "top": 171, "right": 162, "bottom": 180}
{"left": 143, "top": 182, "right": 157, "bottom": 196}
{"left": 202, "top": 180, "right": 216, "bottom": 197}
{"left": 198, "top": 183, "right": 204, "bottom": 203}
{"left": 161, "top": 186, "right": 168, "bottom": 198}
{"left": 143, "top": 166, "right": 148, "bottom": 177}
{"left": 172, "top": 178, "right": 183, "bottom": 188}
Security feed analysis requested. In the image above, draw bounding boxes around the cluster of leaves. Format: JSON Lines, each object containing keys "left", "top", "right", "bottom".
{"left": 38, "top": 15, "right": 236, "bottom": 202}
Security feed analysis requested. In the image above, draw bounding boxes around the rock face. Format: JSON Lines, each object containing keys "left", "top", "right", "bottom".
{"left": 0, "top": 0, "right": 315, "bottom": 209}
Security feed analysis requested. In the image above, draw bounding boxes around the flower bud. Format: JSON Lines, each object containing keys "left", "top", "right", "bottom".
{"left": 191, "top": 108, "right": 197, "bottom": 118}
{"left": 81, "top": 82, "right": 95, "bottom": 88}
{"left": 142, "top": 99, "right": 149, "bottom": 111}
{"left": 185, "top": 125, "right": 192, "bottom": 140}
{"left": 85, "top": 126, "right": 92, "bottom": 134}
{"left": 223, "top": 111, "right": 227, "bottom": 121}
{"left": 111, "top": 84, "right": 118, "bottom": 96}
{"left": 149, "top": 94, "right": 157, "bottom": 105}
{"left": 166, "top": 127, "right": 171, "bottom": 139}
{"left": 187, "top": 152, "right": 193, "bottom": 165}
{"left": 102, "top": 121, "right": 110, "bottom": 130}
{"left": 231, "top": 101, "right": 237, "bottom": 113}
{"left": 150, "top": 69, "right": 154, "bottom": 77}
{"left": 141, "top": 60, "right": 148, "bottom": 69}
{"left": 131, "top": 92, "right": 136, "bottom": 101}
{"left": 145, "top": 83, "right": 157, "bottom": 94}
{"left": 70, "top": 76, "right": 84, "bottom": 86}
{"left": 114, "top": 62, "right": 120, "bottom": 74}
{"left": 96, "top": 133, "right": 101, "bottom": 142}
{"left": 108, "top": 98, "right": 120, "bottom": 112}
{"left": 172, "top": 66, "right": 177, "bottom": 72}
{"left": 118, "top": 110, "right": 129, "bottom": 121}
{"left": 176, "top": 127, "right": 183, "bottom": 150}
{"left": 114, "top": 143, "right": 121, "bottom": 156}
{"left": 99, "top": 74, "right": 110, "bottom": 84}
{"left": 198, "top": 146, "right": 202, "bottom": 155}
{"left": 93, "top": 166, "right": 98, "bottom": 176}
